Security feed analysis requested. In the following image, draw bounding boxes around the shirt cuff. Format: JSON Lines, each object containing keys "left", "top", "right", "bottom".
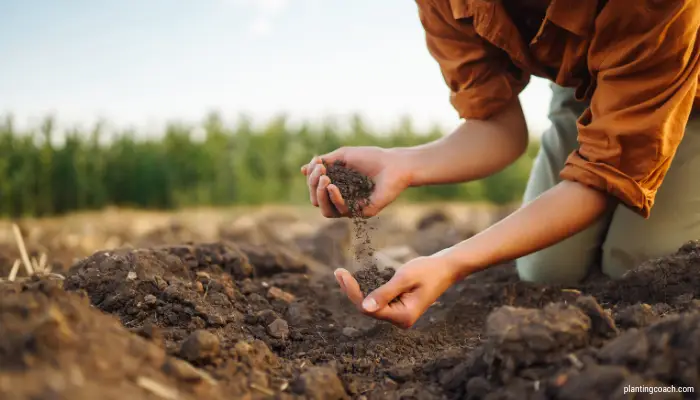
{"left": 450, "top": 74, "right": 529, "bottom": 120}
{"left": 560, "top": 150, "right": 652, "bottom": 218}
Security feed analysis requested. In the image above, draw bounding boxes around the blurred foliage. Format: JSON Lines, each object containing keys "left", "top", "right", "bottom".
{"left": 0, "top": 113, "right": 540, "bottom": 217}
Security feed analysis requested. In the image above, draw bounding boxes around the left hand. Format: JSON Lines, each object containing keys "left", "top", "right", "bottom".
{"left": 333, "top": 255, "right": 460, "bottom": 329}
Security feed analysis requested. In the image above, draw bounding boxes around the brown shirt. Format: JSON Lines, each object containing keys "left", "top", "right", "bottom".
{"left": 417, "top": 0, "right": 700, "bottom": 218}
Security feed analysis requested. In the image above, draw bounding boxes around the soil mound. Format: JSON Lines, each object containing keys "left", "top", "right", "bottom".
{"left": 1, "top": 238, "right": 699, "bottom": 399}
{"left": 0, "top": 278, "right": 223, "bottom": 400}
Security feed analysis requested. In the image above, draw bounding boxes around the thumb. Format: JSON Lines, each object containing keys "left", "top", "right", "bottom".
{"left": 362, "top": 274, "right": 410, "bottom": 313}
{"left": 319, "top": 147, "right": 348, "bottom": 165}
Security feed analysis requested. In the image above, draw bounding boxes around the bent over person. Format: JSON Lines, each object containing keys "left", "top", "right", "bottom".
{"left": 301, "top": 0, "right": 700, "bottom": 328}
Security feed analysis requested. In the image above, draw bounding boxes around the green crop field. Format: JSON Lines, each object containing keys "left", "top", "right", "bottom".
{"left": 0, "top": 113, "right": 539, "bottom": 218}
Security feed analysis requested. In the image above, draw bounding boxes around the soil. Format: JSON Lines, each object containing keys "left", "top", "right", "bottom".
{"left": 324, "top": 160, "right": 381, "bottom": 288}
{"left": 324, "top": 160, "right": 375, "bottom": 219}
{"left": 353, "top": 264, "right": 396, "bottom": 297}
{"left": 1, "top": 236, "right": 699, "bottom": 399}
{"left": 2, "top": 198, "right": 700, "bottom": 400}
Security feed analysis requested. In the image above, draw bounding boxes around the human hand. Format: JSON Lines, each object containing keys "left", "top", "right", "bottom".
{"left": 333, "top": 255, "right": 460, "bottom": 329}
{"left": 300, "top": 146, "right": 412, "bottom": 218}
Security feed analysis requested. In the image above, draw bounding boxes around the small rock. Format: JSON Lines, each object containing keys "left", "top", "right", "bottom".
{"left": 144, "top": 294, "right": 157, "bottom": 305}
{"left": 180, "top": 330, "right": 220, "bottom": 362}
{"left": 268, "top": 287, "right": 296, "bottom": 303}
{"left": 267, "top": 318, "right": 289, "bottom": 339}
{"left": 292, "top": 367, "right": 349, "bottom": 400}
{"left": 256, "top": 309, "right": 280, "bottom": 325}
{"left": 387, "top": 364, "right": 413, "bottom": 383}
{"left": 207, "top": 314, "right": 226, "bottom": 327}
{"left": 127, "top": 271, "right": 137, "bottom": 280}
{"left": 342, "top": 327, "right": 360, "bottom": 338}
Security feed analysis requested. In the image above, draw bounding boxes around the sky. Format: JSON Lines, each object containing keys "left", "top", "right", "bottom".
{"left": 0, "top": 0, "right": 553, "bottom": 136}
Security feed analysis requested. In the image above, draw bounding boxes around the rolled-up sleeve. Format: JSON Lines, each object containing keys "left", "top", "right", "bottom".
{"left": 416, "top": 0, "right": 530, "bottom": 120}
{"left": 560, "top": 0, "right": 700, "bottom": 218}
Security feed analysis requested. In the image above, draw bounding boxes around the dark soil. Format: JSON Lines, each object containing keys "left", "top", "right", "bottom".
{"left": 324, "top": 160, "right": 380, "bottom": 285}
{"left": 323, "top": 160, "right": 375, "bottom": 218}
{"left": 1, "top": 239, "right": 699, "bottom": 399}
{"left": 353, "top": 264, "right": 396, "bottom": 297}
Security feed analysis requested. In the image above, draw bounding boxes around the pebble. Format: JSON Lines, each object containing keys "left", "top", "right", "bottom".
{"left": 291, "top": 367, "right": 349, "bottom": 399}
{"left": 267, "top": 318, "right": 290, "bottom": 339}
{"left": 144, "top": 294, "right": 157, "bottom": 305}
{"left": 267, "top": 287, "right": 296, "bottom": 303}
{"left": 179, "top": 330, "right": 220, "bottom": 362}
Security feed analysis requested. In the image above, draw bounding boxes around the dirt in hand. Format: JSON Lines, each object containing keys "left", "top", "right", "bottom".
{"left": 353, "top": 264, "right": 396, "bottom": 297}
{"left": 324, "top": 160, "right": 379, "bottom": 279}
{"left": 324, "top": 160, "right": 374, "bottom": 217}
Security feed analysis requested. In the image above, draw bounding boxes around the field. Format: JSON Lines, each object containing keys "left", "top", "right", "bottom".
{"left": 1, "top": 205, "right": 699, "bottom": 400}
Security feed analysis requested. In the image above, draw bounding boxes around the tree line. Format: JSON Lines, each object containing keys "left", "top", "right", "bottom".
{"left": 0, "top": 113, "right": 540, "bottom": 218}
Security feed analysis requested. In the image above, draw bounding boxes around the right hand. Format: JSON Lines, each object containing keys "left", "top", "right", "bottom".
{"left": 301, "top": 146, "right": 412, "bottom": 218}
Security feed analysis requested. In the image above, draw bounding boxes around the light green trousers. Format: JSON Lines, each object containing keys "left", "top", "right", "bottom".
{"left": 516, "top": 84, "right": 700, "bottom": 284}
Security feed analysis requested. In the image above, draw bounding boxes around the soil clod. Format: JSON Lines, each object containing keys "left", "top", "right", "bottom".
{"left": 324, "top": 160, "right": 374, "bottom": 217}
{"left": 180, "top": 330, "right": 220, "bottom": 363}
{"left": 267, "top": 318, "right": 289, "bottom": 339}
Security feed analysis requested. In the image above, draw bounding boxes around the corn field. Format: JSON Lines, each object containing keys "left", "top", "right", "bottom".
{"left": 0, "top": 112, "right": 539, "bottom": 218}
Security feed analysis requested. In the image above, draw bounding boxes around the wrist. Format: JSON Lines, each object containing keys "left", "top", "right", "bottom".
{"left": 430, "top": 240, "right": 484, "bottom": 283}
{"left": 386, "top": 147, "right": 421, "bottom": 187}
{"left": 428, "top": 246, "right": 479, "bottom": 283}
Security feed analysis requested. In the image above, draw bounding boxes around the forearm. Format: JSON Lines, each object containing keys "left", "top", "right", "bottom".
{"left": 391, "top": 99, "right": 529, "bottom": 186}
{"left": 438, "top": 180, "right": 613, "bottom": 280}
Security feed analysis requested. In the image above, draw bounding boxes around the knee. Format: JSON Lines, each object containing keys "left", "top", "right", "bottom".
{"left": 516, "top": 251, "right": 590, "bottom": 285}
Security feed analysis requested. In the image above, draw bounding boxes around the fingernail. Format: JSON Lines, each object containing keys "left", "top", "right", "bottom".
{"left": 362, "top": 297, "right": 378, "bottom": 312}
{"left": 334, "top": 269, "right": 346, "bottom": 291}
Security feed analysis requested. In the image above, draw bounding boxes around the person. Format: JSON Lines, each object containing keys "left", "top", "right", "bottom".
{"left": 301, "top": 0, "right": 700, "bottom": 329}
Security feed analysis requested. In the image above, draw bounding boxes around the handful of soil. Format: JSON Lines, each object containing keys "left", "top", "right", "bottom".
{"left": 353, "top": 264, "right": 396, "bottom": 297}
{"left": 324, "top": 160, "right": 375, "bottom": 217}
{"left": 324, "top": 160, "right": 390, "bottom": 295}
{"left": 324, "top": 160, "right": 377, "bottom": 266}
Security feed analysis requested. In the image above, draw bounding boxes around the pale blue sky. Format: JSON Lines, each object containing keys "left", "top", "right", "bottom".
{"left": 0, "top": 0, "right": 552, "bottom": 135}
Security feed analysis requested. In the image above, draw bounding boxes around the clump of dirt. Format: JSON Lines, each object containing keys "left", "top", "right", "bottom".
{"left": 324, "top": 160, "right": 375, "bottom": 218}
{"left": 353, "top": 264, "right": 395, "bottom": 297}
{"left": 0, "top": 277, "right": 223, "bottom": 400}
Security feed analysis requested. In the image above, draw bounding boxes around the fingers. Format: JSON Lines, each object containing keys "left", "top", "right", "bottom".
{"left": 371, "top": 293, "right": 419, "bottom": 329}
{"left": 334, "top": 268, "right": 364, "bottom": 307}
{"left": 302, "top": 156, "right": 322, "bottom": 176}
{"left": 362, "top": 274, "right": 412, "bottom": 313}
{"left": 307, "top": 163, "right": 326, "bottom": 207}
{"left": 301, "top": 147, "right": 347, "bottom": 176}
{"left": 335, "top": 268, "right": 417, "bottom": 329}
{"left": 327, "top": 184, "right": 349, "bottom": 215}
{"left": 317, "top": 176, "right": 340, "bottom": 218}
{"left": 319, "top": 147, "right": 347, "bottom": 165}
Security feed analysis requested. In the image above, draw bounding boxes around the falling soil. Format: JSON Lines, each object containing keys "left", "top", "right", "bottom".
{"left": 2, "top": 237, "right": 700, "bottom": 399}
{"left": 324, "top": 160, "right": 380, "bottom": 282}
